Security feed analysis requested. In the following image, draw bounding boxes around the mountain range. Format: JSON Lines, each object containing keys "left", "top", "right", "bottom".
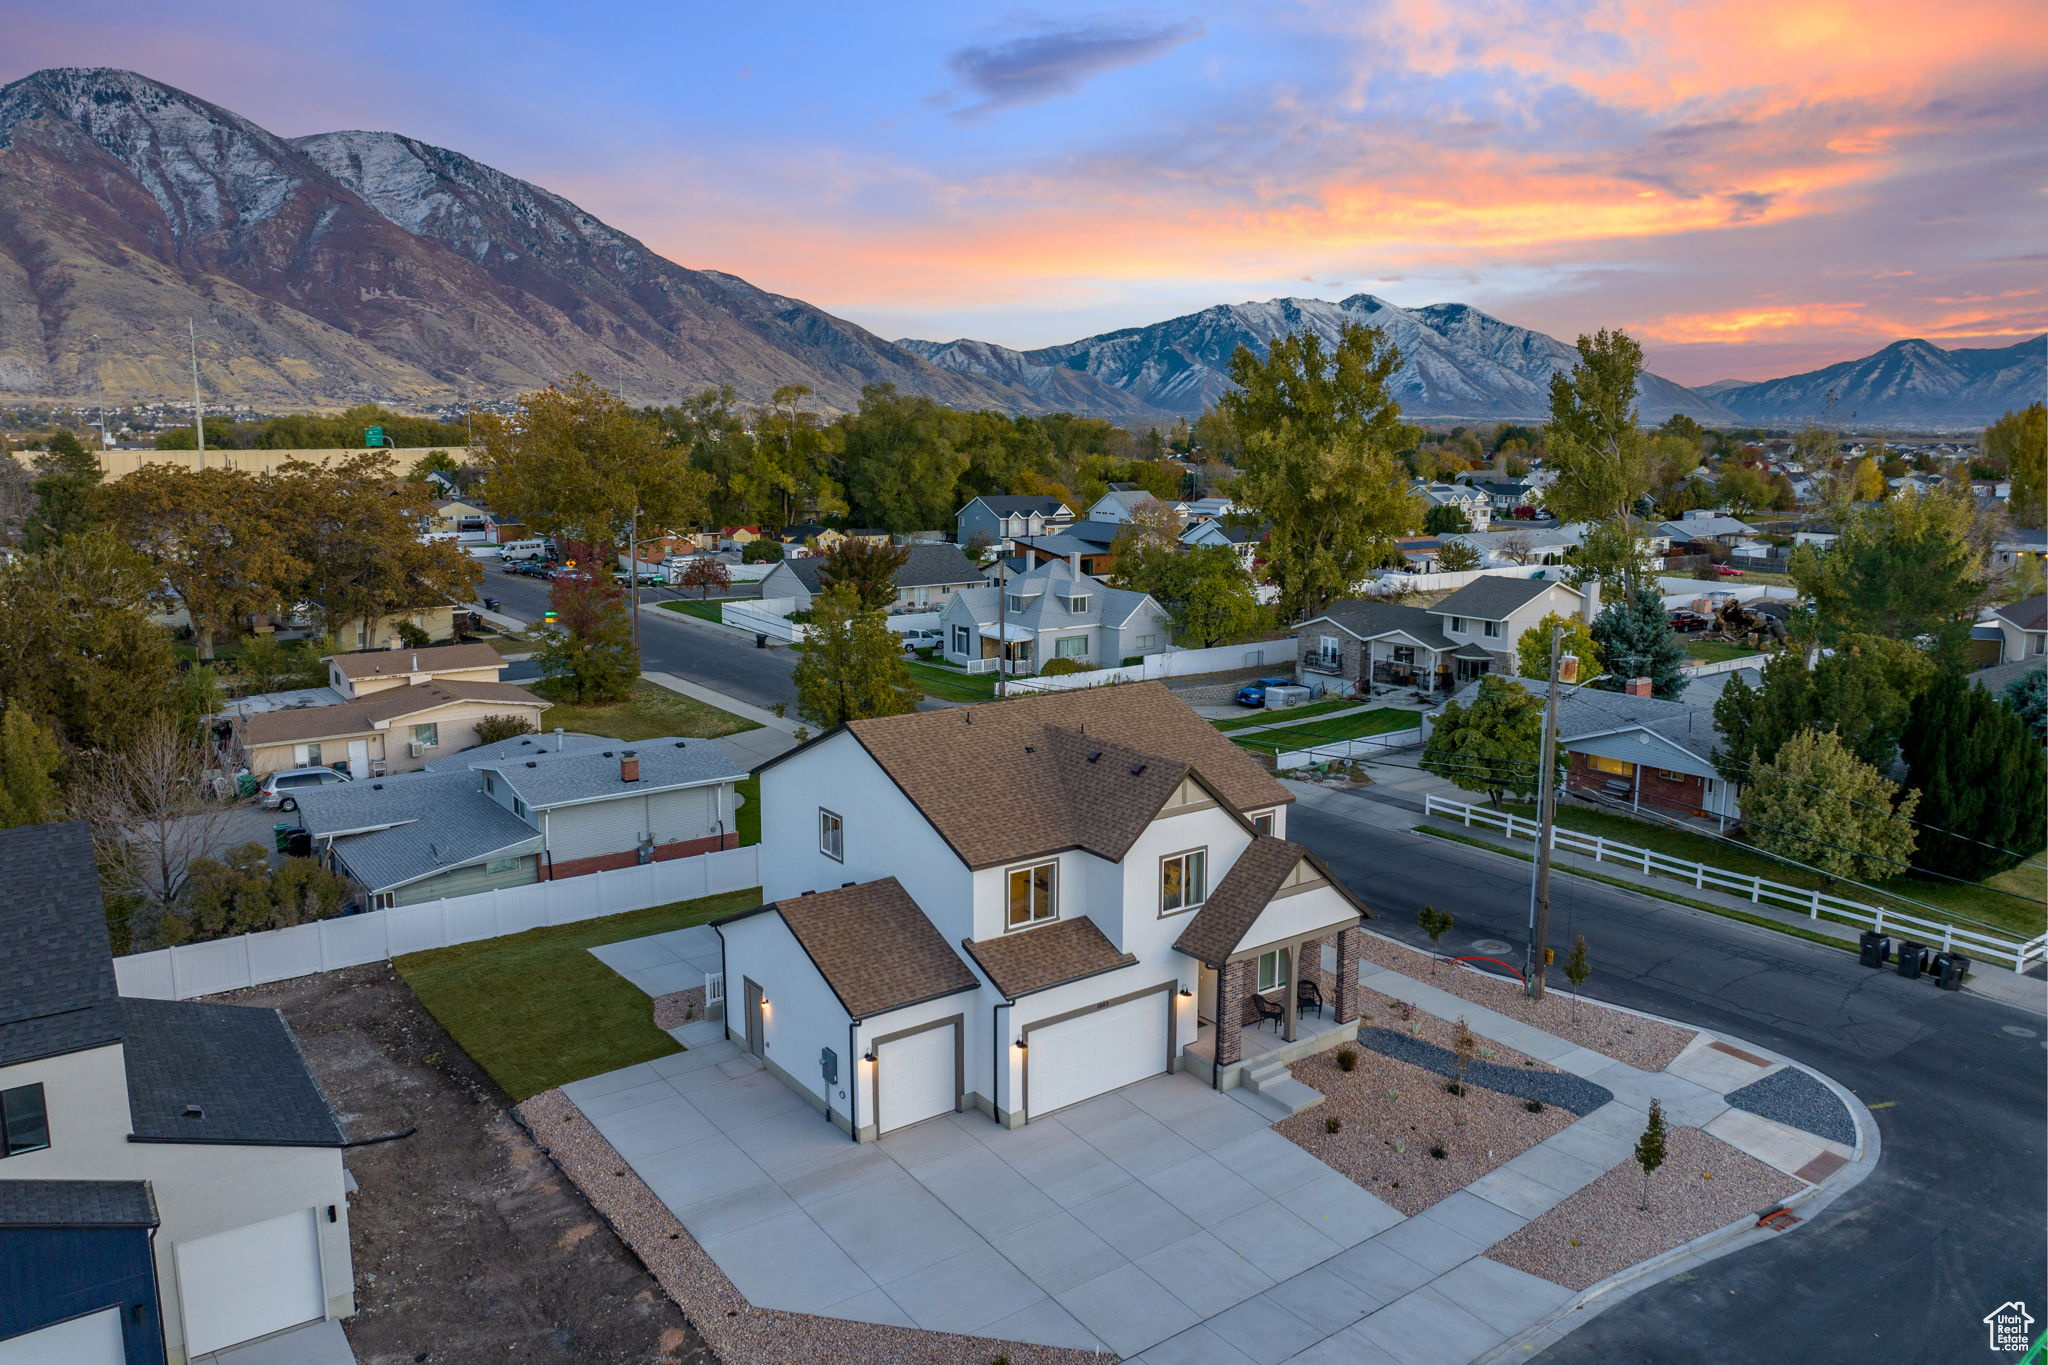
{"left": 0, "top": 68, "right": 2038, "bottom": 429}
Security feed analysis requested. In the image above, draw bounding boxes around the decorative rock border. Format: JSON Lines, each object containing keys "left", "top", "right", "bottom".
{"left": 1357, "top": 1027, "right": 1616, "bottom": 1115}
{"left": 1724, "top": 1066, "right": 1856, "bottom": 1146}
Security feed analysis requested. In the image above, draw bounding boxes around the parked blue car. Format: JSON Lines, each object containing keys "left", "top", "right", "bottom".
{"left": 1233, "top": 677, "right": 1295, "bottom": 707}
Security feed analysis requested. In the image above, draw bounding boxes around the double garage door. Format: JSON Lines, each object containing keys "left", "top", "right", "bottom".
{"left": 175, "top": 1209, "right": 326, "bottom": 1357}
{"left": 1028, "top": 991, "right": 1171, "bottom": 1118}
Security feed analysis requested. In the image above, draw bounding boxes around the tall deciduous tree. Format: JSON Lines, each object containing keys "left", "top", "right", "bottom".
{"left": 1738, "top": 728, "right": 1918, "bottom": 882}
{"left": 1220, "top": 324, "right": 1418, "bottom": 617}
{"left": 0, "top": 707, "right": 64, "bottom": 828}
{"left": 99, "top": 465, "right": 303, "bottom": 660}
{"left": 1588, "top": 586, "right": 1688, "bottom": 699}
{"left": 531, "top": 571, "right": 637, "bottom": 704}
{"left": 479, "top": 374, "right": 712, "bottom": 551}
{"left": 1899, "top": 670, "right": 2048, "bottom": 880}
{"left": 1986, "top": 403, "right": 2045, "bottom": 526}
{"left": 1516, "top": 612, "right": 1601, "bottom": 683}
{"left": 1421, "top": 674, "right": 1559, "bottom": 808}
{"left": 1544, "top": 329, "right": 1651, "bottom": 591}
{"left": 677, "top": 558, "right": 732, "bottom": 601}
{"left": 1790, "top": 488, "right": 1985, "bottom": 658}
{"left": 838, "top": 386, "right": 968, "bottom": 534}
{"left": 1714, "top": 463, "right": 1775, "bottom": 518}
{"left": 792, "top": 586, "right": 921, "bottom": 730}
{"left": 1115, "top": 544, "right": 1268, "bottom": 647}
{"left": 817, "top": 539, "right": 910, "bottom": 612}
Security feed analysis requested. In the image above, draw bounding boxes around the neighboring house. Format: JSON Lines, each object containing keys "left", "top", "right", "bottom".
{"left": 1432, "top": 676, "right": 1741, "bottom": 824}
{"left": 1299, "top": 576, "right": 1590, "bottom": 694}
{"left": 1014, "top": 519, "right": 1125, "bottom": 576}
{"left": 292, "top": 733, "right": 745, "bottom": 907}
{"left": 229, "top": 677, "right": 549, "bottom": 778}
{"left": 1391, "top": 536, "right": 1445, "bottom": 573}
{"left": 954, "top": 495, "right": 1075, "bottom": 552}
{"left": 1087, "top": 487, "right": 1185, "bottom": 525}
{"left": 0, "top": 822, "right": 354, "bottom": 1364}
{"left": 1412, "top": 481, "right": 1493, "bottom": 530}
{"left": 1985, "top": 594, "right": 2048, "bottom": 662}
{"left": 325, "top": 641, "right": 505, "bottom": 699}
{"left": 1439, "top": 524, "right": 1584, "bottom": 567}
{"left": 1654, "top": 511, "right": 1759, "bottom": 546}
{"left": 937, "top": 558, "right": 1170, "bottom": 674}
{"left": 427, "top": 497, "right": 495, "bottom": 541}
{"left": 755, "top": 543, "right": 983, "bottom": 614}
{"left": 715, "top": 682, "right": 1373, "bottom": 1139}
{"left": 1459, "top": 478, "right": 1543, "bottom": 512}
{"left": 336, "top": 604, "right": 460, "bottom": 652}
{"left": 1990, "top": 529, "right": 2048, "bottom": 572}
{"left": 718, "top": 527, "right": 762, "bottom": 550}
{"left": 1179, "top": 515, "right": 1266, "bottom": 572}
{"left": 1182, "top": 496, "right": 1235, "bottom": 524}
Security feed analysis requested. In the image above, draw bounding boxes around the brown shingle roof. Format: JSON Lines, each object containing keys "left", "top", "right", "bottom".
{"left": 769, "top": 879, "right": 979, "bottom": 1019}
{"left": 328, "top": 642, "right": 503, "bottom": 680}
{"left": 234, "top": 680, "right": 548, "bottom": 747}
{"left": 1172, "top": 837, "right": 1369, "bottom": 966}
{"left": 1993, "top": 592, "right": 2048, "bottom": 633}
{"left": 963, "top": 918, "right": 1137, "bottom": 998}
{"left": 837, "top": 682, "right": 1292, "bottom": 869}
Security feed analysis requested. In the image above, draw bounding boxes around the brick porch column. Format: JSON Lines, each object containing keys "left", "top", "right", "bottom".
{"left": 1335, "top": 926, "right": 1364, "bottom": 1025}
{"left": 1215, "top": 959, "right": 1251, "bottom": 1067}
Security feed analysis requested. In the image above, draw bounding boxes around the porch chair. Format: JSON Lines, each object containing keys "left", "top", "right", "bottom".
{"left": 1297, "top": 979, "right": 1325, "bottom": 1019}
{"left": 1252, "top": 993, "right": 1285, "bottom": 1033}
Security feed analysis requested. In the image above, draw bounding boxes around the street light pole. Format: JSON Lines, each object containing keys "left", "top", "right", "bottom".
{"left": 1525, "top": 622, "right": 1565, "bottom": 999}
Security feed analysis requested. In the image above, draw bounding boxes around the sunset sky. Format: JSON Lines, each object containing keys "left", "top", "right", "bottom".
{"left": 7, "top": 0, "right": 2043, "bottom": 383}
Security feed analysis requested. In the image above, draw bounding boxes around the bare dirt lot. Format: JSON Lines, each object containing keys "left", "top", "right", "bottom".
{"left": 216, "top": 964, "right": 717, "bottom": 1365}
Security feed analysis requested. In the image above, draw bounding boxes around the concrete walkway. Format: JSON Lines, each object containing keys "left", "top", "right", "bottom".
{"left": 569, "top": 928, "right": 1876, "bottom": 1363}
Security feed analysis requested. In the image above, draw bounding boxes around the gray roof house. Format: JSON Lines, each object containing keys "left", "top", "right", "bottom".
{"left": 955, "top": 495, "right": 1074, "bottom": 551}
{"left": 293, "top": 734, "right": 746, "bottom": 905}
{"left": 1086, "top": 488, "right": 1185, "bottom": 524}
{"left": 0, "top": 822, "right": 355, "bottom": 1363}
{"left": 1656, "top": 512, "right": 1760, "bottom": 544}
{"left": 937, "top": 558, "right": 1171, "bottom": 675}
{"left": 755, "top": 543, "right": 983, "bottom": 613}
{"left": 1300, "top": 576, "right": 1589, "bottom": 694}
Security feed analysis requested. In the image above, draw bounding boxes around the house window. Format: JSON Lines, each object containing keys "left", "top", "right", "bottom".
{"left": 1160, "top": 849, "right": 1208, "bottom": 915}
{"left": 1312, "top": 635, "right": 1342, "bottom": 670}
{"left": 1391, "top": 646, "right": 1415, "bottom": 665}
{"left": 410, "top": 722, "right": 439, "bottom": 749}
{"left": 1065, "top": 594, "right": 1090, "bottom": 613}
{"left": 1588, "top": 755, "right": 1634, "bottom": 776}
{"left": 1007, "top": 594, "right": 1028, "bottom": 613}
{"left": 513, "top": 797, "right": 527, "bottom": 819}
{"left": 0, "top": 1083, "right": 49, "bottom": 1158}
{"left": 1250, "top": 810, "right": 1277, "bottom": 837}
{"left": 1056, "top": 636, "right": 1088, "bottom": 659}
{"left": 1482, "top": 620, "right": 1502, "bottom": 638}
{"left": 820, "top": 808, "right": 844, "bottom": 862}
{"left": 1448, "top": 616, "right": 1465, "bottom": 632}
{"left": 1255, "top": 950, "right": 1286, "bottom": 994}
{"left": 1136, "top": 634, "right": 1157, "bottom": 651}
{"left": 1006, "top": 860, "right": 1058, "bottom": 928}
{"left": 952, "top": 625, "right": 971, "bottom": 655}
{"left": 913, "top": 586, "right": 931, "bottom": 607}
{"left": 295, "top": 742, "right": 323, "bottom": 767}
{"left": 483, "top": 773, "right": 496, "bottom": 795}
{"left": 1657, "top": 769, "right": 1690, "bottom": 782}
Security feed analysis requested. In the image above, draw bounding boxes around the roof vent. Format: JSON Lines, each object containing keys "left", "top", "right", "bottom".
{"left": 843, "top": 881, "right": 856, "bottom": 887}
{"left": 963, "top": 711, "right": 972, "bottom": 724}
{"left": 1130, "top": 763, "right": 1147, "bottom": 776}
{"left": 181, "top": 1104, "right": 204, "bottom": 1119}
{"left": 1023, "top": 745, "right": 1035, "bottom": 754}
{"left": 1087, "top": 751, "right": 1102, "bottom": 763}
{"left": 800, "top": 889, "right": 814, "bottom": 895}
{"left": 372, "top": 783, "right": 384, "bottom": 790}
{"left": 602, "top": 751, "right": 614, "bottom": 758}
{"left": 674, "top": 740, "right": 688, "bottom": 748}
{"left": 526, "top": 760, "right": 538, "bottom": 768}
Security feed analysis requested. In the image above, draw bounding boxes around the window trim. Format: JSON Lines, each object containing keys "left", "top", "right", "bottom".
{"left": 1003, "top": 858, "right": 1059, "bottom": 931}
{"left": 1255, "top": 949, "right": 1286, "bottom": 994}
{"left": 1158, "top": 847, "right": 1210, "bottom": 918}
{"left": 1249, "top": 809, "right": 1277, "bottom": 837}
{"left": 0, "top": 1082, "right": 50, "bottom": 1158}
{"left": 1482, "top": 619, "right": 1502, "bottom": 638}
{"left": 951, "top": 624, "right": 971, "bottom": 656}
{"left": 409, "top": 721, "right": 440, "bottom": 749}
{"left": 819, "top": 808, "right": 844, "bottom": 862}
{"left": 1054, "top": 635, "right": 1089, "bottom": 659}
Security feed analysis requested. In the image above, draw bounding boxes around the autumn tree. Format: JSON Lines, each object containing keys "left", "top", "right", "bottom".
{"left": 1220, "top": 324, "right": 1418, "bottom": 617}
{"left": 479, "top": 374, "right": 712, "bottom": 554}
{"left": 1987, "top": 403, "right": 2046, "bottom": 526}
{"left": 1421, "top": 674, "right": 1560, "bottom": 807}
{"left": 1544, "top": 330, "right": 1652, "bottom": 591}
{"left": 531, "top": 571, "right": 637, "bottom": 704}
{"left": 1516, "top": 612, "right": 1601, "bottom": 683}
{"left": 678, "top": 557, "right": 732, "bottom": 601}
{"left": 817, "top": 538, "right": 910, "bottom": 612}
{"left": 1899, "top": 669, "right": 2048, "bottom": 880}
{"left": 1738, "top": 728, "right": 1918, "bottom": 881}
{"left": 792, "top": 585, "right": 921, "bottom": 730}
{"left": 1434, "top": 540, "right": 1482, "bottom": 572}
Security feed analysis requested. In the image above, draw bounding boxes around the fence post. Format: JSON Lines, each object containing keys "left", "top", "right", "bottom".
{"left": 1750, "top": 875, "right": 1762, "bottom": 904}
{"left": 1592, "top": 836, "right": 1605, "bottom": 862}
{"left": 1942, "top": 924, "right": 1953, "bottom": 952}
{"left": 1874, "top": 909, "right": 1884, "bottom": 934}
{"left": 1809, "top": 889, "right": 1821, "bottom": 920}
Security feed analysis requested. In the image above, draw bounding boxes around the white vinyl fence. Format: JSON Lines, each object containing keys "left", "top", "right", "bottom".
{"left": 1425, "top": 795, "right": 2047, "bottom": 974}
{"left": 722, "top": 597, "right": 812, "bottom": 642}
{"left": 114, "top": 845, "right": 760, "bottom": 1001}
{"left": 1003, "top": 640, "right": 1294, "bottom": 694}
{"left": 1269, "top": 728, "right": 1423, "bottom": 771}
{"left": 1678, "top": 656, "right": 1760, "bottom": 680}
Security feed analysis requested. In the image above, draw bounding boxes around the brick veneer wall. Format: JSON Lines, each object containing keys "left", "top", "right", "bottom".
{"left": 1335, "top": 927, "right": 1363, "bottom": 1024}
{"left": 1565, "top": 753, "right": 1709, "bottom": 816}
{"left": 544, "top": 832, "right": 738, "bottom": 882}
{"left": 1215, "top": 959, "right": 1252, "bottom": 1067}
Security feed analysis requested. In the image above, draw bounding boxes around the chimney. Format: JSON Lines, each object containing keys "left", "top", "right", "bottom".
{"left": 619, "top": 750, "right": 640, "bottom": 782}
{"left": 1625, "top": 677, "right": 1652, "bottom": 698}
{"left": 554, "top": 726, "right": 566, "bottom": 752}
{"left": 1580, "top": 579, "right": 1601, "bottom": 625}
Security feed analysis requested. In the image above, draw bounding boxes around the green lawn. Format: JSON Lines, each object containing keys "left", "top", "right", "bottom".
{"left": 734, "top": 774, "right": 760, "bottom": 846}
{"left": 659, "top": 599, "right": 723, "bottom": 623}
{"left": 905, "top": 659, "right": 999, "bottom": 702}
{"left": 534, "top": 679, "right": 762, "bottom": 741}
{"left": 1212, "top": 697, "right": 1366, "bottom": 731}
{"left": 485, "top": 633, "right": 531, "bottom": 656}
{"left": 1231, "top": 708, "right": 1421, "bottom": 754}
{"left": 1684, "top": 640, "right": 1762, "bottom": 665}
{"left": 1548, "top": 805, "right": 2047, "bottom": 940}
{"left": 395, "top": 889, "right": 760, "bottom": 1100}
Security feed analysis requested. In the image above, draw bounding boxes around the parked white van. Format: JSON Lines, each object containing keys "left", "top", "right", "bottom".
{"left": 500, "top": 538, "right": 550, "bottom": 562}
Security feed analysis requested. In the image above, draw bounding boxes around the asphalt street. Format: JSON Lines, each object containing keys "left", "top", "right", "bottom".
{"left": 1291, "top": 791, "right": 2048, "bottom": 1365}
{"left": 476, "top": 566, "right": 800, "bottom": 710}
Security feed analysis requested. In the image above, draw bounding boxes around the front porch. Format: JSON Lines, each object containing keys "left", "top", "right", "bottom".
{"left": 1182, "top": 1007, "right": 1357, "bottom": 1088}
{"left": 1181, "top": 924, "right": 1368, "bottom": 1090}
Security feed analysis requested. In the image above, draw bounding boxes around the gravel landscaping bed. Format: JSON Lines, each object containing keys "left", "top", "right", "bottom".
{"left": 1358, "top": 931, "right": 1695, "bottom": 1072}
{"left": 1277, "top": 988, "right": 1575, "bottom": 1215}
{"left": 651, "top": 986, "right": 706, "bottom": 1031}
{"left": 517, "top": 1089, "right": 1111, "bottom": 1365}
{"left": 1488, "top": 1126, "right": 1803, "bottom": 1291}
{"left": 1357, "top": 1028, "right": 1613, "bottom": 1115}
{"left": 1724, "top": 1066, "right": 1856, "bottom": 1146}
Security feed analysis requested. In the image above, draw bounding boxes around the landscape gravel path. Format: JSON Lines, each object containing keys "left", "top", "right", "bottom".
{"left": 1723, "top": 1066, "right": 1857, "bottom": 1146}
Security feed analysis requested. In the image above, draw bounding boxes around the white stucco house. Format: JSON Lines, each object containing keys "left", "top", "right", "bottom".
{"left": 712, "top": 684, "right": 1374, "bottom": 1141}
{"left": 0, "top": 823, "right": 354, "bottom": 1364}
{"left": 937, "top": 558, "right": 1171, "bottom": 674}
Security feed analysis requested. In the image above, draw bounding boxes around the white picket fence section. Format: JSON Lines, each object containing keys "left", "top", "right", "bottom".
{"left": 1424, "top": 795, "right": 2048, "bottom": 974}
{"left": 113, "top": 845, "right": 761, "bottom": 1001}
{"left": 1003, "top": 640, "right": 1293, "bottom": 694}
{"left": 722, "top": 597, "right": 812, "bottom": 642}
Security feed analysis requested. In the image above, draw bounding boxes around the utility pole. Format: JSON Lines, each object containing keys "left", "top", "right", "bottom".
{"left": 628, "top": 507, "right": 642, "bottom": 675}
{"left": 996, "top": 569, "right": 1009, "bottom": 700}
{"left": 1526, "top": 622, "right": 1566, "bottom": 999}
{"left": 187, "top": 319, "right": 206, "bottom": 468}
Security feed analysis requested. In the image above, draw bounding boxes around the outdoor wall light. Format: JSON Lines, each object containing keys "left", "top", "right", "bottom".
{"left": 1178, "top": 988, "right": 1194, "bottom": 998}
{"left": 1015, "top": 1038, "right": 1029, "bottom": 1051}
{"left": 862, "top": 1052, "right": 876, "bottom": 1063}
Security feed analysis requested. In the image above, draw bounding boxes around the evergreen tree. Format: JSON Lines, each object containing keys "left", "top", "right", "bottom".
{"left": 1588, "top": 586, "right": 1687, "bottom": 699}
{"left": 531, "top": 572, "right": 638, "bottom": 704}
{"left": 1738, "top": 729, "right": 1918, "bottom": 881}
{"left": 2001, "top": 667, "right": 2048, "bottom": 739}
{"left": 1900, "top": 671, "right": 2048, "bottom": 880}
{"left": 792, "top": 586, "right": 921, "bottom": 730}
{"left": 1422, "top": 503, "right": 1472, "bottom": 534}
{"left": 1790, "top": 487, "right": 1985, "bottom": 660}
{"left": 1421, "top": 674, "right": 1558, "bottom": 807}
{"left": 0, "top": 707, "right": 64, "bottom": 828}
{"left": 24, "top": 430, "right": 102, "bottom": 551}
{"left": 1713, "top": 636, "right": 1932, "bottom": 778}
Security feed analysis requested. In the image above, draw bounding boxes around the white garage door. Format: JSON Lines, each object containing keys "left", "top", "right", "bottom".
{"left": 0, "top": 1307, "right": 124, "bottom": 1365}
{"left": 175, "top": 1208, "right": 325, "bottom": 1357}
{"left": 1028, "top": 992, "right": 1170, "bottom": 1117}
{"left": 876, "top": 1025, "right": 958, "bottom": 1134}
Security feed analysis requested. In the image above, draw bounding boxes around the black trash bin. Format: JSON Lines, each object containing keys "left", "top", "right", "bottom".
{"left": 1934, "top": 952, "right": 1969, "bottom": 991}
{"left": 285, "top": 828, "right": 313, "bottom": 858}
{"left": 1858, "top": 930, "right": 1891, "bottom": 968}
{"left": 1895, "top": 941, "right": 1927, "bottom": 980}
{"left": 755, "top": 633, "right": 768, "bottom": 649}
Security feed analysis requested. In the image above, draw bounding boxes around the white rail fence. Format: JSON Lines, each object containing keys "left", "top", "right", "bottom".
{"left": 1003, "top": 640, "right": 1293, "bottom": 694}
{"left": 114, "top": 845, "right": 761, "bottom": 1001}
{"left": 1425, "top": 796, "right": 2047, "bottom": 974}
{"left": 722, "top": 597, "right": 812, "bottom": 643}
{"left": 1678, "top": 655, "right": 1761, "bottom": 680}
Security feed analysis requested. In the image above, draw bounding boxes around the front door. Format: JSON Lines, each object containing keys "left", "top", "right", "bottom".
{"left": 347, "top": 738, "right": 371, "bottom": 775}
{"left": 1197, "top": 964, "right": 1218, "bottom": 1024}
{"left": 743, "top": 979, "right": 765, "bottom": 1058}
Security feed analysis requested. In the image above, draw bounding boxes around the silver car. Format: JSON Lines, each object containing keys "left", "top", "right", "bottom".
{"left": 258, "top": 767, "right": 352, "bottom": 811}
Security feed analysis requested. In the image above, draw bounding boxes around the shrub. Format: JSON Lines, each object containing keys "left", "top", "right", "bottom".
{"left": 1429, "top": 1144, "right": 1448, "bottom": 1160}
{"left": 1121, "top": 656, "right": 1142, "bottom": 666}
{"left": 171, "top": 842, "right": 353, "bottom": 944}
{"left": 1324, "top": 1115, "right": 1343, "bottom": 1134}
{"left": 474, "top": 713, "right": 539, "bottom": 744}
{"left": 741, "top": 539, "right": 784, "bottom": 563}
{"left": 1335, "top": 1046, "right": 1359, "bottom": 1072}
{"left": 394, "top": 620, "right": 432, "bottom": 649}
{"left": 1040, "top": 657, "right": 1085, "bottom": 676}
{"left": 1525, "top": 1098, "right": 1545, "bottom": 1113}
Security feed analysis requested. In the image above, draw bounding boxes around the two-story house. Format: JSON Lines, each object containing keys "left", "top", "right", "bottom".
{"left": 955, "top": 496, "right": 1076, "bottom": 553}
{"left": 1087, "top": 487, "right": 1188, "bottom": 525}
{"left": 1984, "top": 594, "right": 2047, "bottom": 663}
{"left": 754, "top": 543, "right": 982, "bottom": 615}
{"left": 1412, "top": 482, "right": 1493, "bottom": 530}
{"left": 1298, "top": 576, "right": 1591, "bottom": 694}
{"left": 937, "top": 558, "right": 1171, "bottom": 674}
{"left": 713, "top": 684, "right": 1373, "bottom": 1140}
{"left": 0, "top": 823, "right": 354, "bottom": 1364}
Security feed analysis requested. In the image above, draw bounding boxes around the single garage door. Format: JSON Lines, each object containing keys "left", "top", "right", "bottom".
{"left": 1028, "top": 991, "right": 1170, "bottom": 1118}
{"left": 0, "top": 1307, "right": 124, "bottom": 1365}
{"left": 875, "top": 1024, "right": 958, "bottom": 1134}
{"left": 175, "top": 1208, "right": 325, "bottom": 1357}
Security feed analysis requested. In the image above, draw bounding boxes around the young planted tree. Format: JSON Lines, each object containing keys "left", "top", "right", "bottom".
{"left": 1421, "top": 674, "right": 1557, "bottom": 808}
{"left": 1738, "top": 728, "right": 1919, "bottom": 882}
{"left": 532, "top": 572, "right": 638, "bottom": 704}
{"left": 1588, "top": 586, "right": 1688, "bottom": 700}
{"left": 817, "top": 539, "right": 910, "bottom": 612}
{"left": 678, "top": 557, "right": 733, "bottom": 601}
{"left": 1899, "top": 669, "right": 2048, "bottom": 880}
{"left": 1451, "top": 1019, "right": 1477, "bottom": 1125}
{"left": 792, "top": 585, "right": 921, "bottom": 731}
{"left": 1635, "top": 1099, "right": 1668, "bottom": 1210}
{"left": 1417, "top": 904, "right": 1456, "bottom": 963}
{"left": 1563, "top": 935, "right": 1591, "bottom": 1024}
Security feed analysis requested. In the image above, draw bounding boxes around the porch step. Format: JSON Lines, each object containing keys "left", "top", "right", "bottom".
{"left": 1243, "top": 1057, "right": 1325, "bottom": 1117}
{"left": 1228, "top": 1086, "right": 1299, "bottom": 1123}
